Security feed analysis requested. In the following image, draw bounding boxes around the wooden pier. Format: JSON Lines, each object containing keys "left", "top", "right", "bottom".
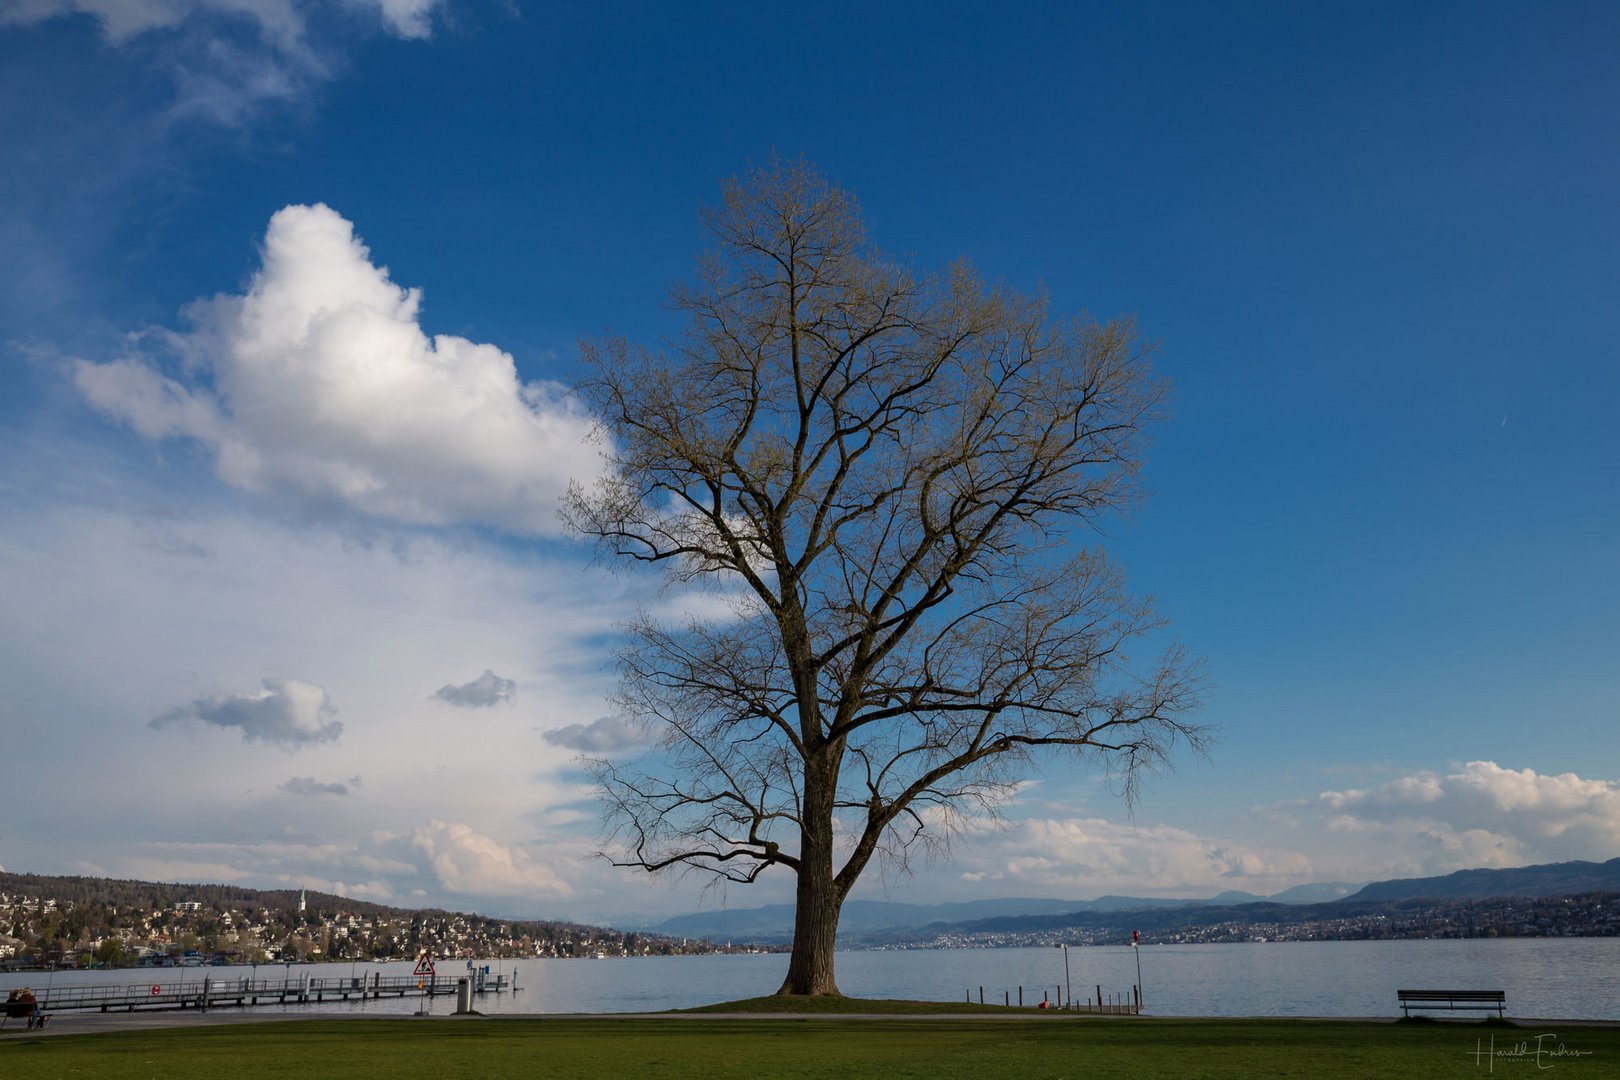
{"left": 28, "top": 970, "right": 514, "bottom": 1014}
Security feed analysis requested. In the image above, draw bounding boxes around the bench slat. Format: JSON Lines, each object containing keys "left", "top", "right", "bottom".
{"left": 1398, "top": 990, "right": 1504, "bottom": 1000}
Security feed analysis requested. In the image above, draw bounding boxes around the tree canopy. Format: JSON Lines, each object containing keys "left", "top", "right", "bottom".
{"left": 567, "top": 158, "right": 1204, "bottom": 995}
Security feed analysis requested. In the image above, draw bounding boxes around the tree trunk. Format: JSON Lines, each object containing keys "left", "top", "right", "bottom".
{"left": 777, "top": 838, "right": 842, "bottom": 996}
{"left": 777, "top": 753, "right": 843, "bottom": 996}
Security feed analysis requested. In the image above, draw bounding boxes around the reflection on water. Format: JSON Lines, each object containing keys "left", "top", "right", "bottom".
{"left": 4, "top": 939, "right": 1617, "bottom": 1019}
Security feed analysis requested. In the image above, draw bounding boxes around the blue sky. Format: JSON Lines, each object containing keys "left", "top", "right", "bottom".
{"left": 1, "top": 1, "right": 1616, "bottom": 923}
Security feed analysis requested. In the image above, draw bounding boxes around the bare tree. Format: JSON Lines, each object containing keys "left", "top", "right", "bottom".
{"left": 566, "top": 158, "right": 1204, "bottom": 997}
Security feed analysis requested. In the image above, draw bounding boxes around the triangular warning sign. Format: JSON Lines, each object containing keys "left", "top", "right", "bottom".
{"left": 413, "top": 954, "right": 436, "bottom": 976}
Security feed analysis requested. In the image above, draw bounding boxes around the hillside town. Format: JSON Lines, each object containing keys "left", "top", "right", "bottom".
{"left": 900, "top": 892, "right": 1620, "bottom": 950}
{"left": 7, "top": 868, "right": 1619, "bottom": 970}
{"left": 0, "top": 875, "right": 714, "bottom": 971}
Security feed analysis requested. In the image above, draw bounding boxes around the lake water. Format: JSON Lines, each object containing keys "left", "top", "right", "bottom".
{"left": 7, "top": 939, "right": 1618, "bottom": 1020}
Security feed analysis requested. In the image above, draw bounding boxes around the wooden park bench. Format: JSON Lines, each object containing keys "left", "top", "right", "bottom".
{"left": 1397, "top": 989, "right": 1506, "bottom": 1018}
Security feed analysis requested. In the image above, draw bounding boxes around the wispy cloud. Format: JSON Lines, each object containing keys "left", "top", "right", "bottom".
{"left": 434, "top": 670, "right": 517, "bottom": 708}
{"left": 280, "top": 774, "right": 356, "bottom": 796}
{"left": 361, "top": 0, "right": 442, "bottom": 39}
{"left": 2, "top": 1, "right": 445, "bottom": 125}
{"left": 542, "top": 715, "right": 646, "bottom": 754}
{"left": 0, "top": 2, "right": 458, "bottom": 335}
{"left": 75, "top": 203, "right": 605, "bottom": 534}
{"left": 1, "top": 2, "right": 307, "bottom": 46}
{"left": 151, "top": 676, "right": 343, "bottom": 748}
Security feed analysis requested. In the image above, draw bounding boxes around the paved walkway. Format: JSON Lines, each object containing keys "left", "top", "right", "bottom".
{"left": 6, "top": 1009, "right": 1617, "bottom": 1040}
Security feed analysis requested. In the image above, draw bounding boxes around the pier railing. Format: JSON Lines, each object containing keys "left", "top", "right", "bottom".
{"left": 31, "top": 971, "right": 512, "bottom": 1013}
{"left": 966, "top": 983, "right": 1142, "bottom": 1014}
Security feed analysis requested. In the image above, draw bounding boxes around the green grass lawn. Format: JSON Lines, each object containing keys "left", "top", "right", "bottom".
{"left": 3, "top": 1013, "right": 1616, "bottom": 1079}
{"left": 678, "top": 994, "right": 1039, "bottom": 1014}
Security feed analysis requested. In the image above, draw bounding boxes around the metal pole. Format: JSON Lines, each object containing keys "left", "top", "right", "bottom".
{"left": 1060, "top": 944, "right": 1071, "bottom": 1009}
{"left": 1134, "top": 941, "right": 1144, "bottom": 1008}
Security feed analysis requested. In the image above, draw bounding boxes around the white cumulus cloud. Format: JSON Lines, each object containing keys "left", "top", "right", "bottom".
{"left": 104, "top": 819, "right": 577, "bottom": 908}
{"left": 909, "top": 811, "right": 1314, "bottom": 899}
{"left": 75, "top": 203, "right": 605, "bottom": 534}
{"left": 151, "top": 676, "right": 343, "bottom": 747}
{"left": 369, "top": 820, "right": 574, "bottom": 900}
{"left": 1313, "top": 761, "right": 1620, "bottom": 872}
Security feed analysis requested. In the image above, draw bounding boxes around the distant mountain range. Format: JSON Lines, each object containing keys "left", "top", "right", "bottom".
{"left": 647, "top": 856, "right": 1620, "bottom": 944}
{"left": 646, "top": 882, "right": 1365, "bottom": 943}
{"left": 1349, "top": 856, "right": 1620, "bottom": 903}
